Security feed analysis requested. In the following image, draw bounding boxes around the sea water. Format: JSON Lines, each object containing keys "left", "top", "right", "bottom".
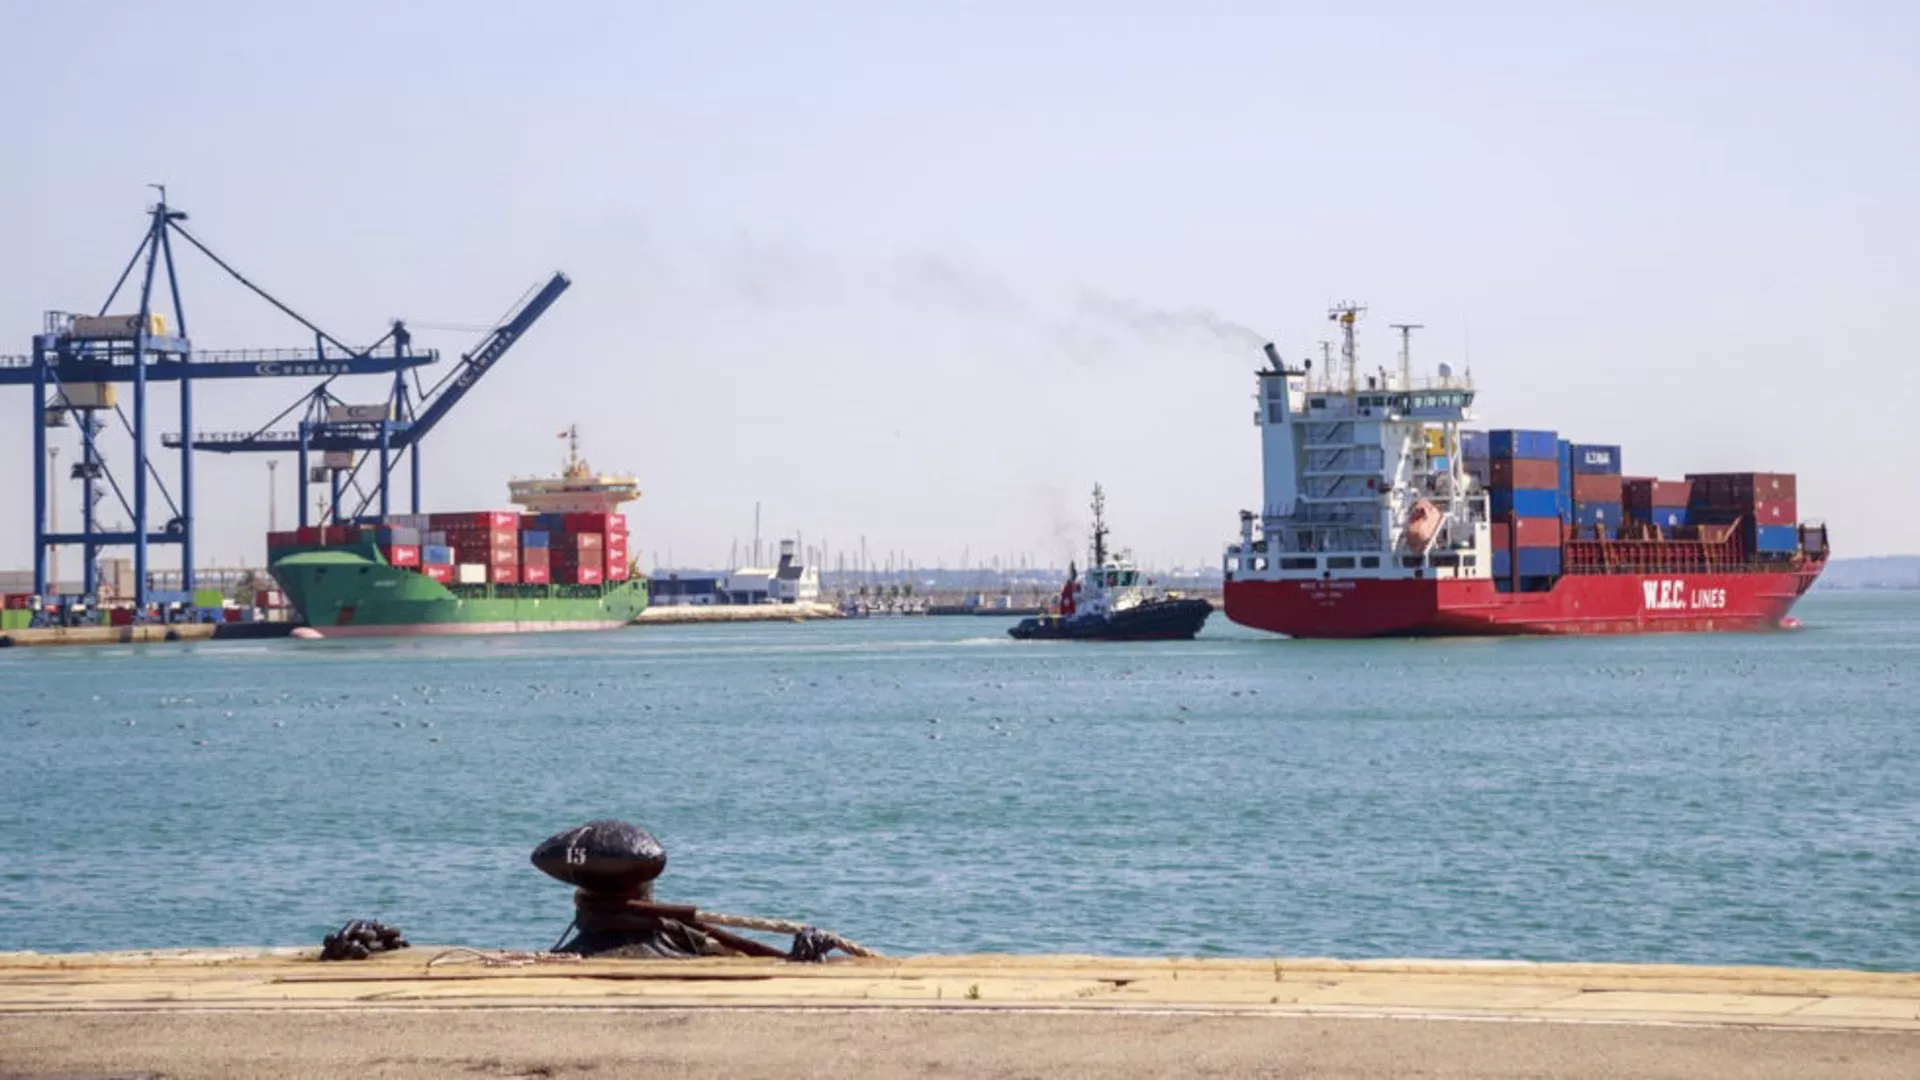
{"left": 2, "top": 593, "right": 1916, "bottom": 968}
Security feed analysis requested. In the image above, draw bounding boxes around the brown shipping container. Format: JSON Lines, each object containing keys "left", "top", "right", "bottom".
{"left": 1571, "top": 473, "right": 1624, "bottom": 504}
{"left": 1489, "top": 457, "right": 1559, "bottom": 489}
{"left": 1751, "top": 497, "right": 1797, "bottom": 526}
{"left": 1489, "top": 517, "right": 1562, "bottom": 551}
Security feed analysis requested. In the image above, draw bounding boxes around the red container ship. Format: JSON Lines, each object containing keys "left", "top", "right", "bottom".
{"left": 1222, "top": 306, "right": 1828, "bottom": 637}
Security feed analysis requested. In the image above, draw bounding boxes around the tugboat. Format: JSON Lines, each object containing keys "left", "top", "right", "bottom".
{"left": 1009, "top": 486, "right": 1212, "bottom": 641}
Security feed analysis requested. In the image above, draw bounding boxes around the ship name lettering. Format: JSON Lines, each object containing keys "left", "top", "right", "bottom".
{"left": 1642, "top": 580, "right": 1726, "bottom": 611}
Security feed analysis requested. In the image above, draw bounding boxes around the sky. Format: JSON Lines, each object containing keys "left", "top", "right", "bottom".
{"left": 2, "top": 1, "right": 1915, "bottom": 573}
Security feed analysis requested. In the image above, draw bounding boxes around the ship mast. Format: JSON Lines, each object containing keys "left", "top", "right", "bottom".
{"left": 1328, "top": 302, "right": 1366, "bottom": 394}
{"left": 1390, "top": 323, "right": 1423, "bottom": 391}
{"left": 1090, "top": 484, "right": 1109, "bottom": 567}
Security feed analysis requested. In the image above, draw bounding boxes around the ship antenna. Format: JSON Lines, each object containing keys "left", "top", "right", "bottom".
{"left": 1090, "top": 484, "right": 1109, "bottom": 567}
{"left": 1328, "top": 302, "right": 1366, "bottom": 394}
{"left": 1317, "top": 341, "right": 1334, "bottom": 390}
{"left": 1390, "top": 323, "right": 1423, "bottom": 391}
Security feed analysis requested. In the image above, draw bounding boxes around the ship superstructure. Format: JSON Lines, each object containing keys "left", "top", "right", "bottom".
{"left": 509, "top": 425, "right": 641, "bottom": 514}
{"left": 1223, "top": 306, "right": 1827, "bottom": 637}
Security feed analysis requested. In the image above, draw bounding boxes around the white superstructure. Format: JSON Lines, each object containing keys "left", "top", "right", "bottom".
{"left": 1225, "top": 305, "right": 1493, "bottom": 583}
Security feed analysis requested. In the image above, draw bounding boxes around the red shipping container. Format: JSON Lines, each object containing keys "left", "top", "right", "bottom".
{"left": 522, "top": 564, "right": 551, "bottom": 585}
{"left": 1751, "top": 497, "right": 1797, "bottom": 526}
{"left": 267, "top": 531, "right": 300, "bottom": 549}
{"left": 566, "top": 565, "right": 604, "bottom": 586}
{"left": 606, "top": 560, "right": 631, "bottom": 582}
{"left": 490, "top": 565, "right": 520, "bottom": 585}
{"left": 561, "top": 513, "right": 626, "bottom": 535}
{"left": 521, "top": 550, "right": 551, "bottom": 568}
{"left": 1626, "top": 479, "right": 1693, "bottom": 508}
{"left": 429, "top": 511, "right": 519, "bottom": 530}
{"left": 321, "top": 525, "right": 355, "bottom": 545}
{"left": 569, "top": 532, "right": 605, "bottom": 550}
{"left": 1488, "top": 458, "right": 1559, "bottom": 489}
{"left": 422, "top": 564, "right": 455, "bottom": 584}
{"left": 1490, "top": 517, "right": 1562, "bottom": 550}
{"left": 296, "top": 526, "right": 325, "bottom": 544}
{"left": 1571, "top": 473, "right": 1623, "bottom": 504}
{"left": 384, "top": 544, "right": 421, "bottom": 567}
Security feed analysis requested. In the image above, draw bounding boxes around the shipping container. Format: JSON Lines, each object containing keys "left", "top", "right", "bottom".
{"left": 520, "top": 530, "right": 550, "bottom": 549}
{"left": 1748, "top": 499, "right": 1794, "bottom": 526}
{"left": 520, "top": 546, "right": 551, "bottom": 565}
{"left": 267, "top": 530, "right": 300, "bottom": 550}
{"left": 1489, "top": 517, "right": 1563, "bottom": 550}
{"left": 56, "top": 383, "right": 118, "bottom": 409}
{"left": 1489, "top": 488, "right": 1560, "bottom": 519}
{"left": 422, "top": 564, "right": 455, "bottom": 584}
{"left": 456, "top": 564, "right": 488, "bottom": 585}
{"left": 1624, "top": 478, "right": 1691, "bottom": 509}
{"left": 70, "top": 312, "right": 168, "bottom": 339}
{"left": 561, "top": 512, "right": 627, "bottom": 535}
{"left": 423, "top": 544, "right": 453, "bottom": 565}
{"left": 1642, "top": 507, "right": 1689, "bottom": 530}
{"left": 383, "top": 544, "right": 420, "bottom": 567}
{"left": 429, "top": 511, "right": 519, "bottom": 531}
{"left": 1572, "top": 502, "right": 1622, "bottom": 530}
{"left": 1492, "top": 546, "right": 1562, "bottom": 579}
{"left": 606, "top": 560, "right": 631, "bottom": 582}
{"left": 490, "top": 565, "right": 520, "bottom": 585}
{"left": 1489, "top": 457, "right": 1559, "bottom": 490}
{"left": 1569, "top": 444, "right": 1622, "bottom": 475}
{"left": 1753, "top": 524, "right": 1799, "bottom": 553}
{"left": 1459, "top": 430, "right": 1490, "bottom": 461}
{"left": 1489, "top": 429, "right": 1558, "bottom": 460}
{"left": 1571, "top": 473, "right": 1624, "bottom": 504}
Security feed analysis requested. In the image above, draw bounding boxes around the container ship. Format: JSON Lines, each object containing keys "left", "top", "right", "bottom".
{"left": 268, "top": 428, "right": 647, "bottom": 637}
{"left": 1221, "top": 306, "right": 1828, "bottom": 637}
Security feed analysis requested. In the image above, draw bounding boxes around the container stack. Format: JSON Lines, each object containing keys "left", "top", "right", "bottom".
{"left": 1460, "top": 430, "right": 1490, "bottom": 486}
{"left": 264, "top": 507, "right": 635, "bottom": 591}
{"left": 1686, "top": 473, "right": 1799, "bottom": 554}
{"left": 521, "top": 529, "right": 551, "bottom": 585}
{"left": 1624, "top": 478, "right": 1692, "bottom": 530}
{"left": 1487, "top": 429, "right": 1562, "bottom": 583}
{"left": 1568, "top": 443, "right": 1623, "bottom": 539}
{"left": 431, "top": 512, "right": 520, "bottom": 584}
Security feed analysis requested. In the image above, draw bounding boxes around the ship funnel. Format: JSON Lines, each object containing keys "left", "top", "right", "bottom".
{"left": 1262, "top": 343, "right": 1281, "bottom": 369}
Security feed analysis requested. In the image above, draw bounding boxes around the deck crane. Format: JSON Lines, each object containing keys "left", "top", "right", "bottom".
{"left": 169, "top": 271, "right": 571, "bottom": 527}
{"left": 2, "top": 195, "right": 441, "bottom": 614}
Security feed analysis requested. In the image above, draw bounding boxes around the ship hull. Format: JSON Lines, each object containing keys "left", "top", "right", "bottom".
{"left": 1009, "top": 598, "right": 1213, "bottom": 641}
{"left": 1223, "top": 565, "right": 1823, "bottom": 638}
{"left": 270, "top": 548, "right": 647, "bottom": 639}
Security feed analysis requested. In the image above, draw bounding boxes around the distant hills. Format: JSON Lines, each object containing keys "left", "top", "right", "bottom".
{"left": 1815, "top": 556, "right": 1920, "bottom": 590}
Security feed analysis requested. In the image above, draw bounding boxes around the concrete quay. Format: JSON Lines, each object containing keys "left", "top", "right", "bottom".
{"left": 1, "top": 950, "right": 1915, "bottom": 1078}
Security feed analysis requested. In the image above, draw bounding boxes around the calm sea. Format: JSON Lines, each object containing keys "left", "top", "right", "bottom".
{"left": 2, "top": 593, "right": 1916, "bottom": 968}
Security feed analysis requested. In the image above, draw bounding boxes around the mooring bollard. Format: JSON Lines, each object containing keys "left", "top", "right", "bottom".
{"left": 530, "top": 819, "right": 880, "bottom": 961}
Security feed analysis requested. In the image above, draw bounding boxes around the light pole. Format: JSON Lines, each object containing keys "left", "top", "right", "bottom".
{"left": 48, "top": 445, "right": 59, "bottom": 592}
{"left": 267, "top": 460, "right": 278, "bottom": 534}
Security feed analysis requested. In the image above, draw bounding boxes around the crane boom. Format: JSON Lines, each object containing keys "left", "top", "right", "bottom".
{"left": 404, "top": 271, "right": 570, "bottom": 444}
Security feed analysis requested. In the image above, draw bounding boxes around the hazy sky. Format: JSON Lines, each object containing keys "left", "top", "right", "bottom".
{"left": 3, "top": 1, "right": 1915, "bottom": 572}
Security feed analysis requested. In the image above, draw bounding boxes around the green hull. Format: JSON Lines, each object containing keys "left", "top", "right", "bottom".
{"left": 269, "top": 546, "right": 648, "bottom": 638}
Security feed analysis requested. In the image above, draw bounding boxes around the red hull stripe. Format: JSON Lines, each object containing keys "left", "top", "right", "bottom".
{"left": 1225, "top": 569, "right": 1823, "bottom": 638}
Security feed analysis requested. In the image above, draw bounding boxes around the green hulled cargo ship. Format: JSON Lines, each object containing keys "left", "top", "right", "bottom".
{"left": 271, "top": 427, "right": 648, "bottom": 639}
{"left": 271, "top": 545, "right": 647, "bottom": 638}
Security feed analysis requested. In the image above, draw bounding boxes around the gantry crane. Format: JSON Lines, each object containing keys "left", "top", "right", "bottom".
{"left": 2, "top": 194, "right": 566, "bottom": 619}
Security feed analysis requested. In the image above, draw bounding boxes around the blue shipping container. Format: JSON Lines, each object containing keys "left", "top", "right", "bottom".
{"left": 1570, "top": 444, "right": 1622, "bottom": 475}
{"left": 1492, "top": 546, "right": 1563, "bottom": 579}
{"left": 1573, "top": 501, "right": 1622, "bottom": 528}
{"left": 423, "top": 545, "right": 454, "bottom": 565}
{"left": 521, "top": 530, "right": 550, "bottom": 549}
{"left": 1460, "top": 430, "right": 1490, "bottom": 461}
{"left": 1489, "top": 429, "right": 1558, "bottom": 460}
{"left": 1490, "top": 488, "right": 1561, "bottom": 519}
{"left": 1753, "top": 524, "right": 1799, "bottom": 553}
{"left": 1645, "top": 507, "right": 1689, "bottom": 529}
